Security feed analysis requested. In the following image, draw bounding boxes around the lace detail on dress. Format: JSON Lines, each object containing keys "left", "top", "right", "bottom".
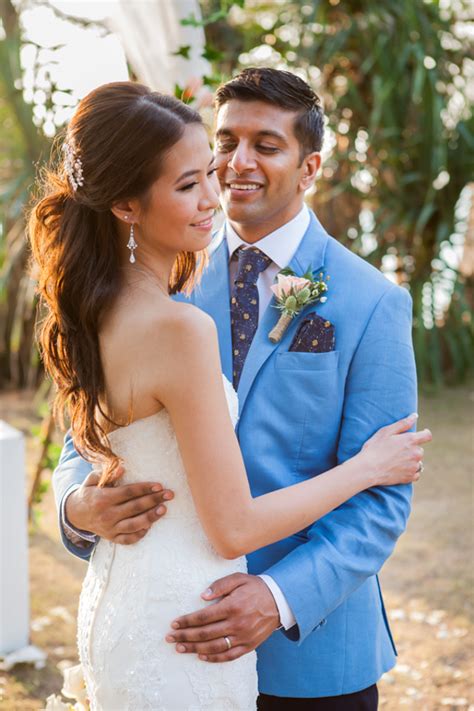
{"left": 77, "top": 376, "right": 257, "bottom": 710}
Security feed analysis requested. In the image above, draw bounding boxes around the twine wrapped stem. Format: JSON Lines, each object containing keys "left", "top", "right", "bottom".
{"left": 269, "top": 313, "right": 293, "bottom": 343}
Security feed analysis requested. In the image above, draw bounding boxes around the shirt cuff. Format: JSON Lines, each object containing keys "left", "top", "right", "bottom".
{"left": 258, "top": 574, "right": 296, "bottom": 631}
{"left": 61, "top": 485, "right": 98, "bottom": 547}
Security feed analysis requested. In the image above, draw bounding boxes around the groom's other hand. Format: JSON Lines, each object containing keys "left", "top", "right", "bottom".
{"left": 166, "top": 573, "right": 280, "bottom": 662}
{"left": 65, "top": 470, "right": 174, "bottom": 545}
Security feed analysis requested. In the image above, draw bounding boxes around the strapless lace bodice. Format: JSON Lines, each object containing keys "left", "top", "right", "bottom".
{"left": 77, "top": 376, "right": 258, "bottom": 710}
{"left": 104, "top": 375, "right": 239, "bottom": 519}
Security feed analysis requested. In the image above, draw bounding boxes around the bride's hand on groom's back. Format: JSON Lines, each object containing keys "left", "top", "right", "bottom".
{"left": 65, "top": 470, "right": 174, "bottom": 544}
{"left": 360, "top": 414, "right": 432, "bottom": 487}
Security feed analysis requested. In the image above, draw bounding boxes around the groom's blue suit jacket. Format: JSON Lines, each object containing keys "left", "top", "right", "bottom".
{"left": 54, "top": 210, "right": 417, "bottom": 697}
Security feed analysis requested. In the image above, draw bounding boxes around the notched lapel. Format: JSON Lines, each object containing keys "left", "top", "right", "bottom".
{"left": 236, "top": 297, "right": 281, "bottom": 413}
{"left": 193, "top": 235, "right": 233, "bottom": 382}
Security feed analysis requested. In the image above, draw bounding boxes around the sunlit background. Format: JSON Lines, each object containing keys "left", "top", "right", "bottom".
{"left": 1, "top": 0, "right": 473, "bottom": 392}
{"left": 0, "top": 1, "right": 473, "bottom": 709}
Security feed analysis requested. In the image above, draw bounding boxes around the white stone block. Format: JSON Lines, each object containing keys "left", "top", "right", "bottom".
{"left": 0, "top": 421, "right": 29, "bottom": 654}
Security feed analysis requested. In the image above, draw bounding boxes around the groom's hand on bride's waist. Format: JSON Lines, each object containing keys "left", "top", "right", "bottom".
{"left": 65, "top": 470, "right": 174, "bottom": 545}
{"left": 165, "top": 573, "right": 280, "bottom": 662}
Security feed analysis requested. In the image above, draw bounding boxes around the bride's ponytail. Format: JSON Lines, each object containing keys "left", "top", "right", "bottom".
{"left": 29, "top": 82, "right": 205, "bottom": 484}
{"left": 30, "top": 169, "right": 122, "bottom": 482}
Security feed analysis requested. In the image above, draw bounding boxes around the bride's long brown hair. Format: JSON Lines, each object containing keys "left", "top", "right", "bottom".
{"left": 29, "top": 82, "right": 206, "bottom": 484}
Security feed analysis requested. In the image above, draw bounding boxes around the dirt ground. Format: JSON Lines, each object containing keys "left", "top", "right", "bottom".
{"left": 0, "top": 385, "right": 473, "bottom": 710}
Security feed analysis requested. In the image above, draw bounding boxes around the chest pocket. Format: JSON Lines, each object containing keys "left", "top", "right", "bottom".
{"left": 275, "top": 350, "right": 339, "bottom": 372}
{"left": 274, "top": 350, "right": 342, "bottom": 478}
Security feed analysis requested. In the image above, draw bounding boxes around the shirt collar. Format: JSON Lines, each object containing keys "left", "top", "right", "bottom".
{"left": 226, "top": 204, "right": 310, "bottom": 270}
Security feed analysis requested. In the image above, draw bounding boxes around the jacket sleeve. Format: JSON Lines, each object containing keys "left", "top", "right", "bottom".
{"left": 53, "top": 430, "right": 95, "bottom": 560}
{"left": 264, "top": 285, "right": 417, "bottom": 643}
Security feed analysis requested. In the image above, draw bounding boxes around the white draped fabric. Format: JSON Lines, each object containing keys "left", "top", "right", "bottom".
{"left": 110, "top": 0, "right": 210, "bottom": 92}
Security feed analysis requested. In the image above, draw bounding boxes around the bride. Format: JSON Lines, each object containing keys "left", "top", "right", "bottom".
{"left": 30, "top": 82, "right": 431, "bottom": 710}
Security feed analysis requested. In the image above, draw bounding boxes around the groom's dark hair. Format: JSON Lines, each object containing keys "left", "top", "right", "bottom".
{"left": 214, "top": 67, "right": 324, "bottom": 161}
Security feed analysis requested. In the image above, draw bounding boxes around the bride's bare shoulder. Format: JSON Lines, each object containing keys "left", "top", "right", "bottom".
{"left": 156, "top": 301, "right": 217, "bottom": 355}
{"left": 144, "top": 301, "right": 220, "bottom": 401}
{"left": 164, "top": 300, "right": 215, "bottom": 330}
{"left": 105, "top": 294, "right": 214, "bottom": 340}
{"left": 100, "top": 293, "right": 217, "bottom": 374}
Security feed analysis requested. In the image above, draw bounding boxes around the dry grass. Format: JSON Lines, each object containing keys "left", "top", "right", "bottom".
{"left": 378, "top": 385, "right": 474, "bottom": 709}
{"left": 0, "top": 385, "right": 472, "bottom": 710}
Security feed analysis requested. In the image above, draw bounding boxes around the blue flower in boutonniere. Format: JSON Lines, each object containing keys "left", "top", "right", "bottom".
{"left": 268, "top": 267, "right": 329, "bottom": 343}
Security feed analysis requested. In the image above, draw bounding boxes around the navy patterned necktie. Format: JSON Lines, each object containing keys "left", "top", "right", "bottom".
{"left": 231, "top": 247, "right": 272, "bottom": 389}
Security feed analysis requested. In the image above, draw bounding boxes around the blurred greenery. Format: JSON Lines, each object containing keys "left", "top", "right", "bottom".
{"left": 0, "top": 0, "right": 47, "bottom": 388}
{"left": 0, "top": 0, "right": 106, "bottom": 389}
{"left": 198, "top": 0, "right": 474, "bottom": 386}
{"left": 0, "top": 0, "right": 472, "bottom": 392}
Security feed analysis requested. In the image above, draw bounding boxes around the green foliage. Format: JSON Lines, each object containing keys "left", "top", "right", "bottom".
{"left": 173, "top": 44, "right": 192, "bottom": 59}
{"left": 181, "top": 0, "right": 245, "bottom": 28}
{"left": 181, "top": 10, "right": 227, "bottom": 27}
{"left": 199, "top": 0, "right": 474, "bottom": 386}
{"left": 0, "top": 0, "right": 471, "bottom": 390}
{"left": 0, "top": 0, "right": 105, "bottom": 388}
{"left": 44, "top": 441, "right": 61, "bottom": 471}
{"left": 201, "top": 43, "right": 224, "bottom": 63}
{"left": 0, "top": 0, "right": 49, "bottom": 388}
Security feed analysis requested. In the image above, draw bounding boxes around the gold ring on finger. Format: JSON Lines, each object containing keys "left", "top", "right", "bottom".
{"left": 224, "top": 636, "right": 232, "bottom": 650}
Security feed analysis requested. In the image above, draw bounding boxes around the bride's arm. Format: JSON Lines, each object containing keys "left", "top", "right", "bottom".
{"left": 157, "top": 306, "right": 430, "bottom": 559}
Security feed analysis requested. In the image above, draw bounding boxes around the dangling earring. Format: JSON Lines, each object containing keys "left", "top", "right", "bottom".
{"left": 127, "top": 223, "right": 137, "bottom": 263}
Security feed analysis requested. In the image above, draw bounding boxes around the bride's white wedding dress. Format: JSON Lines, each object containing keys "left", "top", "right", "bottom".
{"left": 77, "top": 377, "right": 258, "bottom": 710}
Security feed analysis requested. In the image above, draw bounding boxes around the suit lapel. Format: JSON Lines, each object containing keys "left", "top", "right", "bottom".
{"left": 237, "top": 211, "right": 330, "bottom": 415}
{"left": 193, "top": 229, "right": 233, "bottom": 382}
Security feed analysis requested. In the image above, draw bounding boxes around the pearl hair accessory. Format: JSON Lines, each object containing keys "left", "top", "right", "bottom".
{"left": 63, "top": 138, "right": 84, "bottom": 192}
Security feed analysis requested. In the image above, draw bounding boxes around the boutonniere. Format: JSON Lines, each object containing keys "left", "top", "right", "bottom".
{"left": 269, "top": 267, "right": 329, "bottom": 343}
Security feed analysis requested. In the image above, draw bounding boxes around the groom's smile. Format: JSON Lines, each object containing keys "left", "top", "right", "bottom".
{"left": 227, "top": 180, "right": 263, "bottom": 195}
{"left": 225, "top": 179, "right": 264, "bottom": 204}
{"left": 214, "top": 99, "right": 317, "bottom": 243}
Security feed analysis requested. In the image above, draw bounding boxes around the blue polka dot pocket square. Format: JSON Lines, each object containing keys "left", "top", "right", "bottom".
{"left": 289, "top": 314, "right": 335, "bottom": 353}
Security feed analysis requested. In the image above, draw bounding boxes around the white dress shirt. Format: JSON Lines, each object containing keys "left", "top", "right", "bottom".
{"left": 227, "top": 204, "right": 310, "bottom": 320}
{"left": 226, "top": 204, "right": 310, "bottom": 630}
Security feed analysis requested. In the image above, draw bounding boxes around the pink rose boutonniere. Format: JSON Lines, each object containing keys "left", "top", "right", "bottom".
{"left": 269, "top": 267, "right": 329, "bottom": 343}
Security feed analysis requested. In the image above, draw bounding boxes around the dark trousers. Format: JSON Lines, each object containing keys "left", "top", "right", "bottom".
{"left": 257, "top": 684, "right": 378, "bottom": 711}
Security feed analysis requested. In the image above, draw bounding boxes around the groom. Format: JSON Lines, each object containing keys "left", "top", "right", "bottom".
{"left": 54, "top": 68, "right": 417, "bottom": 709}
